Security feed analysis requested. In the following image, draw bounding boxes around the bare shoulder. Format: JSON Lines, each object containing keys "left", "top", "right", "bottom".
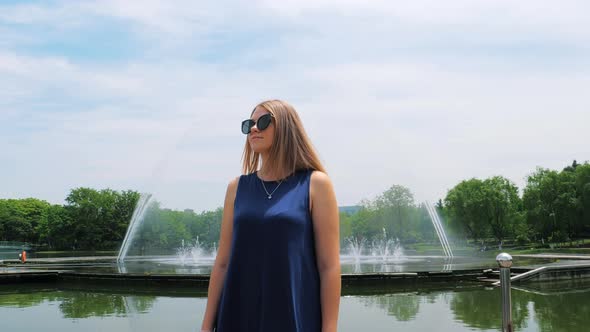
{"left": 228, "top": 176, "right": 240, "bottom": 190}
{"left": 310, "top": 170, "right": 333, "bottom": 190}
{"left": 310, "top": 170, "right": 336, "bottom": 205}
{"left": 309, "top": 170, "right": 338, "bottom": 222}
{"left": 225, "top": 176, "right": 241, "bottom": 201}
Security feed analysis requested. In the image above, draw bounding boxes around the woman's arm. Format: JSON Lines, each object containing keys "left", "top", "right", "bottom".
{"left": 310, "top": 171, "right": 341, "bottom": 332}
{"left": 200, "top": 177, "right": 239, "bottom": 331}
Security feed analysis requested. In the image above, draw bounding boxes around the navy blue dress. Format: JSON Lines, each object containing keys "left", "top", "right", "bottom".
{"left": 215, "top": 169, "right": 321, "bottom": 332}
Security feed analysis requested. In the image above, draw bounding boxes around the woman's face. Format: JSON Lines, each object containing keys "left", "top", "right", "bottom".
{"left": 248, "top": 107, "right": 275, "bottom": 154}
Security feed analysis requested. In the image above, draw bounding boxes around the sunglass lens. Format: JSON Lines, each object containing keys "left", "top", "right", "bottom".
{"left": 241, "top": 114, "right": 272, "bottom": 134}
{"left": 241, "top": 120, "right": 254, "bottom": 134}
{"left": 257, "top": 114, "right": 272, "bottom": 130}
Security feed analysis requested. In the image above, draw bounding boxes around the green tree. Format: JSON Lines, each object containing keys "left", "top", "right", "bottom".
{"left": 65, "top": 188, "right": 107, "bottom": 249}
{"left": 444, "top": 177, "right": 521, "bottom": 243}
{"left": 444, "top": 179, "right": 489, "bottom": 241}
{"left": 109, "top": 190, "right": 141, "bottom": 248}
{"left": 199, "top": 208, "right": 223, "bottom": 246}
{"left": 339, "top": 211, "right": 353, "bottom": 242}
{"left": 481, "top": 176, "right": 521, "bottom": 242}
{"left": 374, "top": 185, "right": 415, "bottom": 240}
{"left": 64, "top": 187, "right": 140, "bottom": 250}
{"left": 349, "top": 206, "right": 380, "bottom": 240}
{"left": 574, "top": 162, "right": 590, "bottom": 236}
{"left": 523, "top": 167, "right": 578, "bottom": 243}
{"left": 0, "top": 198, "right": 50, "bottom": 243}
{"left": 37, "top": 204, "right": 74, "bottom": 249}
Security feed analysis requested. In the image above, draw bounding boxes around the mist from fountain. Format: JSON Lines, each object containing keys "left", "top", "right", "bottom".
{"left": 346, "top": 237, "right": 366, "bottom": 264}
{"left": 342, "top": 229, "right": 405, "bottom": 264}
{"left": 371, "top": 229, "right": 404, "bottom": 261}
{"left": 176, "top": 238, "right": 217, "bottom": 266}
{"left": 424, "top": 201, "right": 454, "bottom": 258}
{"left": 116, "top": 195, "right": 460, "bottom": 273}
{"left": 117, "top": 194, "right": 154, "bottom": 263}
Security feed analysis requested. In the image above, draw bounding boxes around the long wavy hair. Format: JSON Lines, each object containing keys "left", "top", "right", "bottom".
{"left": 242, "top": 99, "right": 326, "bottom": 177}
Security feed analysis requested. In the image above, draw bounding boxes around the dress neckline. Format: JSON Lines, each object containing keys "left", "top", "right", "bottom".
{"left": 255, "top": 170, "right": 304, "bottom": 183}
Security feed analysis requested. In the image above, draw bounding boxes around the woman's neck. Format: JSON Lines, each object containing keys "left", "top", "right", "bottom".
{"left": 258, "top": 154, "right": 291, "bottom": 181}
{"left": 258, "top": 162, "right": 288, "bottom": 181}
{"left": 257, "top": 168, "right": 283, "bottom": 181}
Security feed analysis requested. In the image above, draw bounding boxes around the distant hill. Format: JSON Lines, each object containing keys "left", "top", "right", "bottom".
{"left": 339, "top": 205, "right": 362, "bottom": 214}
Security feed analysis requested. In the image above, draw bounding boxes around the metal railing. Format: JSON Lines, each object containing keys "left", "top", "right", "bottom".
{"left": 496, "top": 252, "right": 513, "bottom": 332}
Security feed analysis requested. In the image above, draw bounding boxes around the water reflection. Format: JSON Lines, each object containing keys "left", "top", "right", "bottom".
{"left": 1, "top": 281, "right": 589, "bottom": 331}
{"left": 59, "top": 293, "right": 155, "bottom": 318}
{"left": 450, "top": 287, "right": 531, "bottom": 330}
{"left": 353, "top": 280, "right": 590, "bottom": 332}
{"left": 522, "top": 280, "right": 590, "bottom": 332}
{"left": 0, "top": 286, "right": 156, "bottom": 319}
{"left": 0, "top": 289, "right": 61, "bottom": 308}
{"left": 359, "top": 293, "right": 421, "bottom": 321}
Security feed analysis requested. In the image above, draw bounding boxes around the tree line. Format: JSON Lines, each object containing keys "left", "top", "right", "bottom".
{"left": 1, "top": 160, "right": 589, "bottom": 251}
{"left": 340, "top": 160, "right": 590, "bottom": 247}
{"left": 339, "top": 185, "right": 438, "bottom": 245}
{"left": 444, "top": 160, "right": 590, "bottom": 245}
{"left": 0, "top": 188, "right": 221, "bottom": 251}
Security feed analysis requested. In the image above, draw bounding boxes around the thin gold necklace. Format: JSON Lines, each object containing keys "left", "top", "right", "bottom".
{"left": 261, "top": 179, "right": 283, "bottom": 199}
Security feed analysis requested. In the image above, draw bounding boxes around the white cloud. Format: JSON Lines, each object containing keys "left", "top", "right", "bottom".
{"left": 1, "top": 0, "right": 589, "bottom": 211}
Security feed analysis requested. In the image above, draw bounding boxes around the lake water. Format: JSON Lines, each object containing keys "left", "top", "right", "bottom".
{"left": 1, "top": 279, "right": 588, "bottom": 331}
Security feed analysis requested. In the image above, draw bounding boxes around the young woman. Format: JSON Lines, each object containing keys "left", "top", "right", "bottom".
{"left": 200, "top": 100, "right": 340, "bottom": 332}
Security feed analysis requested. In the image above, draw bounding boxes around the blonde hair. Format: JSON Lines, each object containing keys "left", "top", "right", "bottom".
{"left": 242, "top": 99, "right": 326, "bottom": 177}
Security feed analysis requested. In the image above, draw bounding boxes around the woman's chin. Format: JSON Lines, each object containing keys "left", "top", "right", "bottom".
{"left": 250, "top": 144, "right": 270, "bottom": 154}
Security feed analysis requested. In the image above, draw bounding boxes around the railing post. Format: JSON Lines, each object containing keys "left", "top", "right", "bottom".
{"left": 496, "top": 252, "right": 513, "bottom": 332}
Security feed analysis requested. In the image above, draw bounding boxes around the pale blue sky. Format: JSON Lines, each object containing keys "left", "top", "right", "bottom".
{"left": 1, "top": 0, "right": 589, "bottom": 211}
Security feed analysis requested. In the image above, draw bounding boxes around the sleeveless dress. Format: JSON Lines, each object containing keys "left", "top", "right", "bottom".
{"left": 215, "top": 169, "right": 321, "bottom": 332}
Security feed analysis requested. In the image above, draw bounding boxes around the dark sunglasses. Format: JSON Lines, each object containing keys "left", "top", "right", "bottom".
{"left": 241, "top": 113, "right": 273, "bottom": 134}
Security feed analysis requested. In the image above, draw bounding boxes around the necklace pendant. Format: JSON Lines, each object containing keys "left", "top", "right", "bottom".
{"left": 261, "top": 177, "right": 283, "bottom": 200}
